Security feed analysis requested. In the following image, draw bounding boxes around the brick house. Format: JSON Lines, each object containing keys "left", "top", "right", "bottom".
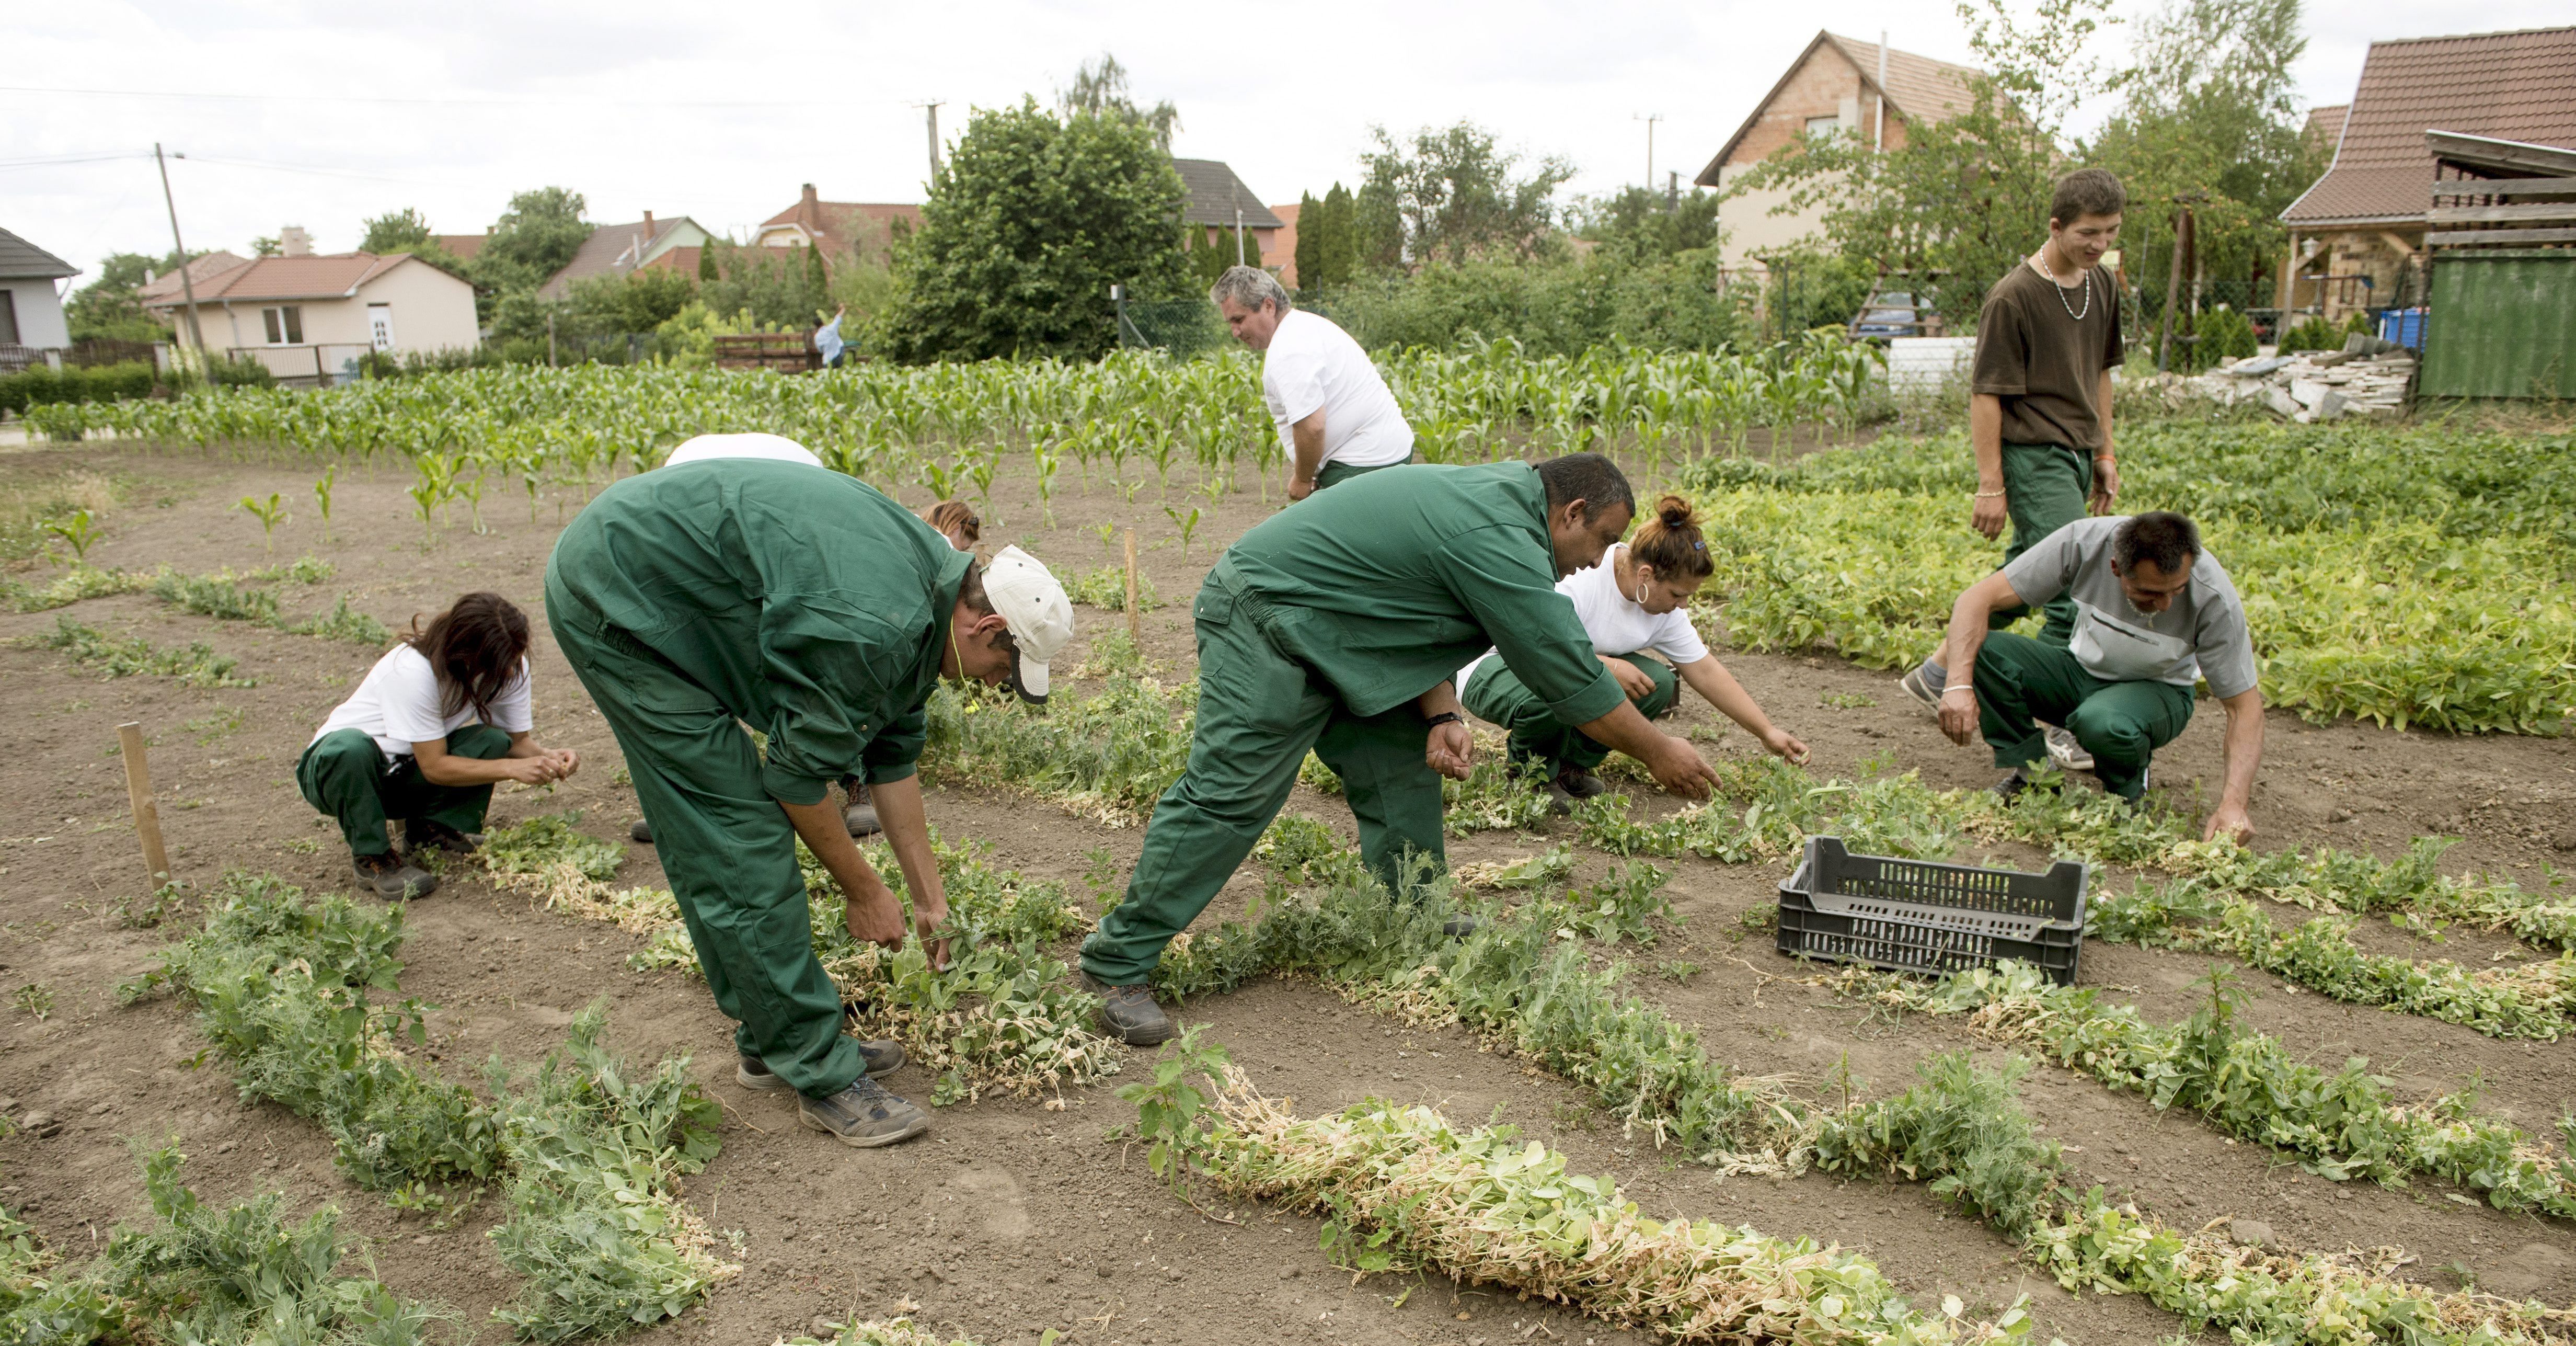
{"left": 537, "top": 213, "right": 715, "bottom": 300}
{"left": 755, "top": 185, "right": 922, "bottom": 268}
{"left": 1174, "top": 159, "right": 1285, "bottom": 269}
{"left": 1693, "top": 31, "right": 1982, "bottom": 273}
{"left": 2279, "top": 26, "right": 2576, "bottom": 320}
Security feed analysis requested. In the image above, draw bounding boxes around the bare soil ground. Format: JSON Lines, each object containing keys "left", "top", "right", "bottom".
{"left": 1, "top": 444, "right": 2569, "bottom": 1344}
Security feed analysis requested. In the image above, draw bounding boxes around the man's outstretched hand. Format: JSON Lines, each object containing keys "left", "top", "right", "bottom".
{"left": 2203, "top": 802, "right": 2255, "bottom": 845}
{"left": 1643, "top": 735, "right": 1717, "bottom": 801}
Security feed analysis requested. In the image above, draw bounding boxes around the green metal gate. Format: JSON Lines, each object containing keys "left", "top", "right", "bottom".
{"left": 2421, "top": 249, "right": 2576, "bottom": 398}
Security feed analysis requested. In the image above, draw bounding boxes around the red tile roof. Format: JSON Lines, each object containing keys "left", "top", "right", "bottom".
{"left": 2283, "top": 26, "right": 2576, "bottom": 226}
{"left": 433, "top": 233, "right": 487, "bottom": 262}
{"left": 134, "top": 251, "right": 252, "bottom": 303}
{"left": 1700, "top": 30, "right": 1985, "bottom": 180}
{"left": 761, "top": 186, "right": 920, "bottom": 260}
{"left": 141, "top": 253, "right": 419, "bottom": 306}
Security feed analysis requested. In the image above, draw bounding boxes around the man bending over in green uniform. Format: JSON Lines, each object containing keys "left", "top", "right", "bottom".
{"left": 546, "top": 455, "right": 1072, "bottom": 1147}
{"left": 1079, "top": 453, "right": 1722, "bottom": 1045}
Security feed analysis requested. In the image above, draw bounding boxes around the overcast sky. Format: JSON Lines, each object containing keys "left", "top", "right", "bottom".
{"left": 8, "top": 0, "right": 2567, "bottom": 286}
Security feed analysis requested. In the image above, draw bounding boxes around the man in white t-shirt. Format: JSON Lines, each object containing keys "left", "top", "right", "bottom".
{"left": 1212, "top": 265, "right": 1413, "bottom": 499}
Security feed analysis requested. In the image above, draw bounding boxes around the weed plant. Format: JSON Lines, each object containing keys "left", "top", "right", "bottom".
{"left": 0, "top": 1146, "right": 455, "bottom": 1344}
{"left": 37, "top": 618, "right": 252, "bottom": 687}
{"left": 1827, "top": 961, "right": 2576, "bottom": 1217}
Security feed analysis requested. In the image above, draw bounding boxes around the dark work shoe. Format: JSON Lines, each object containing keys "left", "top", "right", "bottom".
{"left": 630, "top": 818, "right": 654, "bottom": 845}
{"left": 1080, "top": 972, "right": 1175, "bottom": 1046}
{"left": 843, "top": 803, "right": 881, "bottom": 838}
{"left": 1554, "top": 768, "right": 1607, "bottom": 801}
{"left": 798, "top": 1077, "right": 929, "bottom": 1148}
{"left": 354, "top": 851, "right": 438, "bottom": 900}
{"left": 1440, "top": 914, "right": 1480, "bottom": 938}
{"left": 405, "top": 818, "right": 480, "bottom": 857}
{"left": 1992, "top": 769, "right": 2066, "bottom": 805}
{"left": 738, "top": 1039, "right": 904, "bottom": 1090}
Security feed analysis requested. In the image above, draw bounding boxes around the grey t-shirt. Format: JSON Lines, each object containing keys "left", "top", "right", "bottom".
{"left": 1999, "top": 516, "right": 2259, "bottom": 698}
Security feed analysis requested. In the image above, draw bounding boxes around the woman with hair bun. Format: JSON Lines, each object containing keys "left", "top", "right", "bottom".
{"left": 298, "top": 592, "right": 579, "bottom": 898}
{"left": 1459, "top": 494, "right": 1807, "bottom": 808}
{"left": 919, "top": 500, "right": 982, "bottom": 553}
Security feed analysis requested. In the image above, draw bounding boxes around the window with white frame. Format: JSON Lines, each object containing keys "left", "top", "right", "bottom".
{"left": 1805, "top": 115, "right": 1842, "bottom": 137}
{"left": 261, "top": 306, "right": 304, "bottom": 345}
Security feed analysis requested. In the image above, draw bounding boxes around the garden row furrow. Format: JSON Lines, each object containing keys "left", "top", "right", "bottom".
{"left": 121, "top": 872, "right": 740, "bottom": 1340}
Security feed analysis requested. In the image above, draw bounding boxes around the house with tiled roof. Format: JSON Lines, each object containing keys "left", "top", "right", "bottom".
{"left": 2278, "top": 26, "right": 2576, "bottom": 318}
{"left": 1695, "top": 31, "right": 1984, "bottom": 271}
{"left": 1174, "top": 159, "right": 1286, "bottom": 268}
{"left": 142, "top": 231, "right": 477, "bottom": 383}
{"left": 755, "top": 185, "right": 921, "bottom": 268}
{"left": 0, "top": 227, "right": 79, "bottom": 355}
{"left": 537, "top": 212, "right": 714, "bottom": 300}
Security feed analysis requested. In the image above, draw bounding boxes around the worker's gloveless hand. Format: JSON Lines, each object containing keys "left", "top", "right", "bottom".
{"left": 1938, "top": 688, "right": 1980, "bottom": 746}
{"left": 1762, "top": 726, "right": 1811, "bottom": 766}
{"left": 1424, "top": 721, "right": 1474, "bottom": 780}
{"left": 843, "top": 880, "right": 907, "bottom": 949}
{"left": 912, "top": 889, "right": 951, "bottom": 970}
{"left": 2203, "top": 802, "right": 2255, "bottom": 846}
{"left": 503, "top": 757, "right": 562, "bottom": 786}
{"left": 1972, "top": 492, "right": 2008, "bottom": 540}
{"left": 2088, "top": 460, "right": 2122, "bottom": 515}
{"left": 1286, "top": 473, "right": 1316, "bottom": 501}
{"left": 1643, "top": 735, "right": 1717, "bottom": 801}
{"left": 1607, "top": 659, "right": 1658, "bottom": 702}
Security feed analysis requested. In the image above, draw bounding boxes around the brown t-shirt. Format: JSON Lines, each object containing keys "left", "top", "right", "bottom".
{"left": 1970, "top": 259, "right": 2124, "bottom": 451}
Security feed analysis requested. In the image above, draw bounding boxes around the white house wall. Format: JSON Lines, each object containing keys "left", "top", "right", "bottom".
{"left": 354, "top": 261, "right": 478, "bottom": 352}
{"left": 3, "top": 279, "right": 72, "bottom": 348}
{"left": 1714, "top": 164, "right": 1844, "bottom": 271}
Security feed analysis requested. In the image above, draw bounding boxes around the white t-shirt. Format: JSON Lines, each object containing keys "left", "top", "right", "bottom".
{"left": 1262, "top": 310, "right": 1413, "bottom": 470}
{"left": 662, "top": 432, "right": 823, "bottom": 469}
{"left": 313, "top": 644, "right": 534, "bottom": 761}
{"left": 1457, "top": 544, "right": 1710, "bottom": 692}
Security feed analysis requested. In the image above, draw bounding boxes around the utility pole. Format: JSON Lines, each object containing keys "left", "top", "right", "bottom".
{"left": 152, "top": 143, "right": 206, "bottom": 368}
{"left": 1634, "top": 113, "right": 1662, "bottom": 190}
{"left": 914, "top": 100, "right": 945, "bottom": 185}
{"left": 1875, "top": 31, "right": 1889, "bottom": 150}
{"left": 1234, "top": 207, "right": 1246, "bottom": 266}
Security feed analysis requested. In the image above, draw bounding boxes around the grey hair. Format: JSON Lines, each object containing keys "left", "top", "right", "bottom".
{"left": 1209, "top": 265, "right": 1291, "bottom": 314}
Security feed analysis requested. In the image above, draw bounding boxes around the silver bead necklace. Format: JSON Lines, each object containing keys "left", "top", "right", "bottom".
{"left": 2037, "top": 255, "right": 2091, "bottom": 321}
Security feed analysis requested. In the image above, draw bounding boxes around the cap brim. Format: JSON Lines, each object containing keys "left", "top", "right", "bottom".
{"left": 1008, "top": 647, "right": 1049, "bottom": 705}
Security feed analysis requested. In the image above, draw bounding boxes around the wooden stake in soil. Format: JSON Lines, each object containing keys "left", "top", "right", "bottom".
{"left": 1123, "top": 528, "right": 1141, "bottom": 644}
{"left": 117, "top": 722, "right": 171, "bottom": 885}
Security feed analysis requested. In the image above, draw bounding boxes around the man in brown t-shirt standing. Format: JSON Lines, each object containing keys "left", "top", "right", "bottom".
{"left": 1900, "top": 168, "right": 2126, "bottom": 774}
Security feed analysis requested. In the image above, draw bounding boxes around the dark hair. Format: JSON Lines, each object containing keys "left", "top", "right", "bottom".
{"left": 1629, "top": 494, "right": 1714, "bottom": 581}
{"left": 406, "top": 592, "right": 530, "bottom": 722}
{"left": 2051, "top": 168, "right": 2126, "bottom": 226}
{"left": 956, "top": 563, "right": 1013, "bottom": 653}
{"left": 1533, "top": 452, "right": 1635, "bottom": 523}
{"left": 923, "top": 500, "right": 981, "bottom": 545}
{"left": 2113, "top": 511, "right": 2201, "bottom": 576}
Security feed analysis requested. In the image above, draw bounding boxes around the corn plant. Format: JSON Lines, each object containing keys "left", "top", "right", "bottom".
{"left": 40, "top": 509, "right": 99, "bottom": 563}
{"left": 1164, "top": 503, "right": 1201, "bottom": 558}
{"left": 236, "top": 492, "right": 288, "bottom": 555}
{"left": 311, "top": 465, "right": 336, "bottom": 541}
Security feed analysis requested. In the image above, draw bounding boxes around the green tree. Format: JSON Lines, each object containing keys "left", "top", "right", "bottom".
{"left": 1293, "top": 190, "right": 1322, "bottom": 289}
{"left": 1570, "top": 186, "right": 1724, "bottom": 264}
{"left": 2088, "top": 0, "right": 2321, "bottom": 316}
{"left": 883, "top": 97, "right": 1187, "bottom": 361}
{"left": 64, "top": 250, "right": 192, "bottom": 343}
{"left": 1292, "top": 184, "right": 1360, "bottom": 292}
{"left": 1727, "top": 0, "right": 2117, "bottom": 328}
{"left": 357, "top": 207, "right": 469, "bottom": 280}
{"left": 695, "top": 238, "right": 835, "bottom": 329}
{"left": 1354, "top": 121, "right": 1576, "bottom": 271}
{"left": 568, "top": 268, "right": 699, "bottom": 334}
{"left": 473, "top": 188, "right": 592, "bottom": 303}
{"left": 697, "top": 246, "right": 718, "bottom": 282}
{"left": 1056, "top": 53, "right": 1180, "bottom": 152}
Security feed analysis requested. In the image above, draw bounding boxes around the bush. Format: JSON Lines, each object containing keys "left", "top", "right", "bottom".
{"left": 0, "top": 361, "right": 158, "bottom": 417}
{"left": 1325, "top": 250, "right": 1746, "bottom": 356}
{"left": 2196, "top": 307, "right": 2258, "bottom": 368}
{"left": 2275, "top": 315, "right": 2338, "bottom": 353}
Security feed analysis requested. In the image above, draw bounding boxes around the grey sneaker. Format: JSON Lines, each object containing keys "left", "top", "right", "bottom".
{"left": 2043, "top": 725, "right": 2095, "bottom": 772}
{"left": 1080, "top": 972, "right": 1174, "bottom": 1046}
{"left": 798, "top": 1077, "right": 929, "bottom": 1148}
{"left": 1895, "top": 665, "right": 1943, "bottom": 714}
{"left": 1440, "top": 913, "right": 1480, "bottom": 938}
{"left": 738, "top": 1040, "right": 904, "bottom": 1089}
{"left": 353, "top": 851, "right": 438, "bottom": 900}
{"left": 843, "top": 803, "right": 881, "bottom": 838}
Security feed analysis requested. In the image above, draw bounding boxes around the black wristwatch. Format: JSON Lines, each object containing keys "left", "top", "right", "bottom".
{"left": 1424, "top": 711, "right": 1463, "bottom": 728}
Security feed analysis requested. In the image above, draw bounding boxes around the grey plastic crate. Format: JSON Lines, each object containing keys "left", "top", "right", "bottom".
{"left": 1775, "top": 836, "right": 2089, "bottom": 985}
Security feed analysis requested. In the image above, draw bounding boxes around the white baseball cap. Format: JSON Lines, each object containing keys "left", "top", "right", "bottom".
{"left": 981, "top": 545, "right": 1074, "bottom": 703}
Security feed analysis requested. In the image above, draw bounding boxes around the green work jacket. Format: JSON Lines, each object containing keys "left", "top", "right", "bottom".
{"left": 1215, "top": 462, "right": 1623, "bottom": 724}
{"left": 548, "top": 459, "right": 969, "bottom": 805}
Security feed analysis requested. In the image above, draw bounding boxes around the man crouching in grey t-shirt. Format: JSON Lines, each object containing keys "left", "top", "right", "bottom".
{"left": 1930, "top": 511, "right": 2263, "bottom": 842}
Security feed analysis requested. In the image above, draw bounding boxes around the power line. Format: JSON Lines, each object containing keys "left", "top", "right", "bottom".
{"left": 0, "top": 146, "right": 447, "bottom": 185}
{"left": 0, "top": 82, "right": 911, "bottom": 111}
{"left": 0, "top": 150, "right": 151, "bottom": 170}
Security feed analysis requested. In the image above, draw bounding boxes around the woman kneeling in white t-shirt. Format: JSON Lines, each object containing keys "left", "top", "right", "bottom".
{"left": 298, "top": 592, "right": 579, "bottom": 898}
{"left": 1460, "top": 495, "right": 1808, "bottom": 808}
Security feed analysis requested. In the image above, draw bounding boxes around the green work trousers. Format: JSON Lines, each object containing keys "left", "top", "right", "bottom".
{"left": 1997, "top": 442, "right": 2094, "bottom": 645}
{"left": 1463, "top": 653, "right": 1676, "bottom": 774}
{"left": 1314, "top": 457, "right": 1409, "bottom": 491}
{"left": 1972, "top": 631, "right": 2193, "bottom": 801}
{"left": 1080, "top": 576, "right": 1446, "bottom": 987}
{"left": 544, "top": 575, "right": 865, "bottom": 1100}
{"left": 297, "top": 725, "right": 509, "bottom": 858}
